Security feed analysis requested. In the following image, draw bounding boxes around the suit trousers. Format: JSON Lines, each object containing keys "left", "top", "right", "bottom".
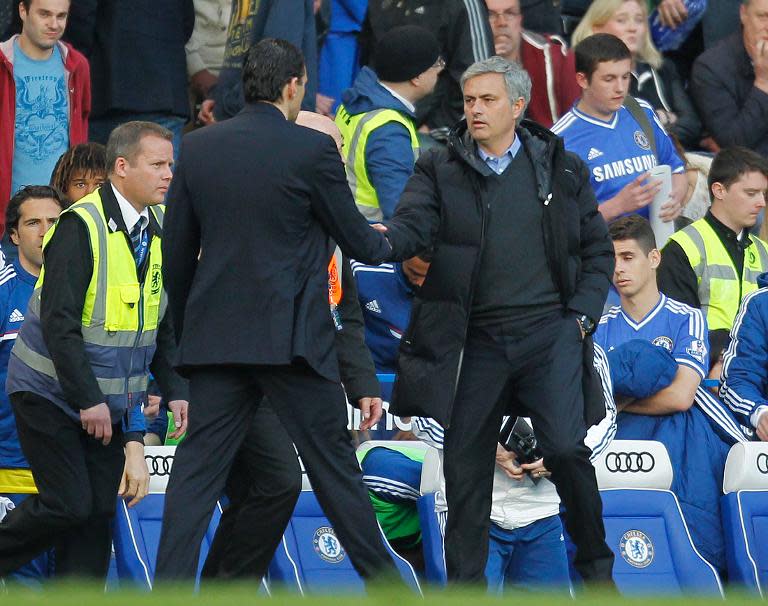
{"left": 200, "top": 405, "right": 302, "bottom": 580}
{"left": 154, "top": 363, "right": 400, "bottom": 585}
{"left": 0, "top": 392, "right": 124, "bottom": 579}
{"left": 443, "top": 312, "right": 614, "bottom": 584}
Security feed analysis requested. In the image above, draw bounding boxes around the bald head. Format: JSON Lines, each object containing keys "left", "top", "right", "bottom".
{"left": 296, "top": 111, "right": 343, "bottom": 155}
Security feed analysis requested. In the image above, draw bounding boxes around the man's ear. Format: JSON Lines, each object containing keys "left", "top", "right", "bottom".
{"left": 711, "top": 181, "right": 727, "bottom": 201}
{"left": 9, "top": 228, "right": 19, "bottom": 247}
{"left": 113, "top": 157, "right": 128, "bottom": 178}
{"left": 649, "top": 248, "right": 661, "bottom": 270}
{"left": 575, "top": 71, "right": 589, "bottom": 91}
{"left": 285, "top": 77, "right": 299, "bottom": 101}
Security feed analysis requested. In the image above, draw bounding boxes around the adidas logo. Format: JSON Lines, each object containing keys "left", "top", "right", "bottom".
{"left": 587, "top": 147, "right": 604, "bottom": 160}
{"left": 8, "top": 309, "right": 23, "bottom": 323}
{"left": 365, "top": 300, "right": 382, "bottom": 314}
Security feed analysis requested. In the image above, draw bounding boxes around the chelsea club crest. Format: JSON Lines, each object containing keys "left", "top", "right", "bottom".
{"left": 620, "top": 530, "right": 654, "bottom": 568}
{"left": 313, "top": 526, "right": 346, "bottom": 563}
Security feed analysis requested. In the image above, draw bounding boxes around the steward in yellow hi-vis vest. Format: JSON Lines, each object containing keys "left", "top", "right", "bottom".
{"left": 668, "top": 218, "right": 768, "bottom": 331}
{"left": 1, "top": 122, "right": 188, "bottom": 578}
{"left": 334, "top": 28, "right": 441, "bottom": 221}
{"left": 9, "top": 187, "right": 167, "bottom": 424}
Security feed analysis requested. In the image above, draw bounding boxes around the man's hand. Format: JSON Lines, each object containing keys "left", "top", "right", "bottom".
{"left": 119, "top": 441, "right": 149, "bottom": 507}
{"left": 316, "top": 93, "right": 335, "bottom": 117}
{"left": 495, "top": 444, "right": 524, "bottom": 481}
{"left": 143, "top": 394, "right": 161, "bottom": 422}
{"left": 358, "top": 397, "right": 383, "bottom": 431}
{"left": 617, "top": 173, "right": 661, "bottom": 212}
{"left": 657, "top": 0, "right": 688, "bottom": 28}
{"left": 756, "top": 409, "right": 768, "bottom": 442}
{"left": 190, "top": 69, "right": 218, "bottom": 99}
{"left": 371, "top": 223, "right": 388, "bottom": 233}
{"left": 657, "top": 195, "right": 683, "bottom": 222}
{"left": 198, "top": 99, "right": 216, "bottom": 126}
{"left": 521, "top": 458, "right": 552, "bottom": 480}
{"left": 80, "top": 403, "right": 113, "bottom": 445}
{"left": 753, "top": 40, "right": 768, "bottom": 93}
{"left": 167, "top": 400, "right": 189, "bottom": 440}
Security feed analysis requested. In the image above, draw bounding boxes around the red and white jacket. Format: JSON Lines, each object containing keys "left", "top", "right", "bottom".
{"left": 0, "top": 36, "right": 90, "bottom": 235}
{"left": 520, "top": 30, "right": 580, "bottom": 129}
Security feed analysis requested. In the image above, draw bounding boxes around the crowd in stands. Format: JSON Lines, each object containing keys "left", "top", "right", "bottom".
{"left": 1, "top": 0, "right": 768, "bottom": 595}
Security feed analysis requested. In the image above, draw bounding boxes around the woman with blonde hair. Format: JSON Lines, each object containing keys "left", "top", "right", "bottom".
{"left": 572, "top": 0, "right": 702, "bottom": 148}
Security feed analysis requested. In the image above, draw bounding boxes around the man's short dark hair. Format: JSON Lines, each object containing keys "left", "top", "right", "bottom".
{"left": 242, "top": 38, "right": 305, "bottom": 104}
{"left": 106, "top": 121, "right": 173, "bottom": 173}
{"left": 575, "top": 33, "right": 632, "bottom": 81}
{"left": 708, "top": 146, "right": 768, "bottom": 201}
{"left": 6, "top": 185, "right": 63, "bottom": 238}
{"left": 609, "top": 215, "right": 657, "bottom": 255}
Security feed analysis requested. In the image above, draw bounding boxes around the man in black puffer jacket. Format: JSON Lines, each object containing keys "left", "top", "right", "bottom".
{"left": 382, "top": 56, "right": 616, "bottom": 586}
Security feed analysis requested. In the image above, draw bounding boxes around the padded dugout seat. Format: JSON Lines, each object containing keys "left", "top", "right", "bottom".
{"left": 112, "top": 446, "right": 223, "bottom": 589}
{"left": 594, "top": 440, "right": 723, "bottom": 595}
{"left": 268, "top": 465, "right": 421, "bottom": 594}
{"left": 721, "top": 442, "right": 768, "bottom": 596}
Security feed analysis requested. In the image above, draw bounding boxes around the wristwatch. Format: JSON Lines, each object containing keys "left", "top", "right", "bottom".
{"left": 577, "top": 314, "right": 596, "bottom": 336}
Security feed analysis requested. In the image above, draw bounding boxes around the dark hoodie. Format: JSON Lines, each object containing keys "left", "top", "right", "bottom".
{"left": 340, "top": 66, "right": 419, "bottom": 220}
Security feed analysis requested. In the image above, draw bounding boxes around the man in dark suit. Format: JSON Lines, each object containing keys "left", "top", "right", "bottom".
{"left": 154, "top": 38, "right": 398, "bottom": 585}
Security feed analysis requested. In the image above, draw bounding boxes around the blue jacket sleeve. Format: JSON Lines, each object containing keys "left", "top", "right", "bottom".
{"left": 365, "top": 122, "right": 416, "bottom": 220}
{"left": 720, "top": 290, "right": 768, "bottom": 426}
{"left": 123, "top": 403, "right": 147, "bottom": 443}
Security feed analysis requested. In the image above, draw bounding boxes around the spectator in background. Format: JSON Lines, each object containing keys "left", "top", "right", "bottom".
{"left": 691, "top": 0, "right": 768, "bottom": 156}
{"left": 336, "top": 25, "right": 441, "bottom": 221}
{"left": 0, "top": 0, "right": 90, "bottom": 235}
{"left": 185, "top": 0, "right": 231, "bottom": 106}
{"left": 0, "top": 185, "right": 63, "bottom": 586}
{"left": 659, "top": 147, "right": 768, "bottom": 361}
{"left": 204, "top": 0, "right": 318, "bottom": 123}
{"left": 65, "top": 0, "right": 194, "bottom": 155}
{"left": 0, "top": 0, "right": 14, "bottom": 39}
{"left": 485, "top": 0, "right": 579, "bottom": 128}
{"left": 571, "top": 0, "right": 702, "bottom": 149}
{"left": 49, "top": 142, "right": 106, "bottom": 207}
{"left": 597, "top": 215, "right": 749, "bottom": 572}
{"left": 317, "top": 0, "right": 367, "bottom": 115}
{"left": 552, "top": 34, "right": 686, "bottom": 223}
{"left": 363, "top": 0, "right": 494, "bottom": 132}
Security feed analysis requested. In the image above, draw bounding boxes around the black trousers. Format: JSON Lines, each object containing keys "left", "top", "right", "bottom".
{"left": 443, "top": 312, "right": 614, "bottom": 584}
{"left": 154, "top": 363, "right": 400, "bottom": 585}
{"left": 0, "top": 392, "right": 124, "bottom": 578}
{"left": 201, "top": 405, "right": 302, "bottom": 580}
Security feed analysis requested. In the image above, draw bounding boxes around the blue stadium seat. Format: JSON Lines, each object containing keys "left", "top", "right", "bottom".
{"left": 268, "top": 471, "right": 422, "bottom": 594}
{"left": 112, "top": 446, "right": 223, "bottom": 590}
{"left": 721, "top": 443, "right": 768, "bottom": 596}
{"left": 594, "top": 440, "right": 723, "bottom": 595}
{"left": 416, "top": 446, "right": 447, "bottom": 585}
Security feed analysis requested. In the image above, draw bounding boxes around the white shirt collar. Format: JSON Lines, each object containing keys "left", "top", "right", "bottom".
{"left": 379, "top": 82, "right": 416, "bottom": 113}
{"left": 111, "top": 184, "right": 149, "bottom": 233}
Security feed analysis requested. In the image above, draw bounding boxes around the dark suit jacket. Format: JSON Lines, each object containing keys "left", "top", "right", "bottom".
{"left": 691, "top": 32, "right": 768, "bottom": 155}
{"left": 65, "top": 0, "right": 195, "bottom": 119}
{"left": 163, "top": 103, "right": 391, "bottom": 382}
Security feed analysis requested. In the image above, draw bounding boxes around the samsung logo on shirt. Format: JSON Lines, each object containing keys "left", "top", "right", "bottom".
{"left": 592, "top": 154, "right": 657, "bottom": 182}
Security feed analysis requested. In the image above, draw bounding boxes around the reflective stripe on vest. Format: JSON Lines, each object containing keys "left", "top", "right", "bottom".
{"left": 335, "top": 105, "right": 420, "bottom": 221}
{"left": 668, "top": 219, "right": 768, "bottom": 331}
{"left": 13, "top": 190, "right": 165, "bottom": 404}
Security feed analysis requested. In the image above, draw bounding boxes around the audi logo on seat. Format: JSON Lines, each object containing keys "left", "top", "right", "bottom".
{"left": 757, "top": 453, "right": 768, "bottom": 475}
{"left": 605, "top": 452, "right": 655, "bottom": 473}
{"left": 145, "top": 454, "right": 175, "bottom": 476}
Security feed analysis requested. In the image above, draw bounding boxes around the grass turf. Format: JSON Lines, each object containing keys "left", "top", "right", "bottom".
{"left": 2, "top": 583, "right": 764, "bottom": 605}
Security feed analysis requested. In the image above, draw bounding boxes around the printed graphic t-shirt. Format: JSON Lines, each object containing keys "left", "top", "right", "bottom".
{"left": 11, "top": 40, "right": 69, "bottom": 197}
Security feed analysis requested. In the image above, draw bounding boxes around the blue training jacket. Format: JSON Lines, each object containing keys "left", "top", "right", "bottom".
{"left": 720, "top": 272, "right": 768, "bottom": 428}
{"left": 340, "top": 66, "right": 419, "bottom": 220}
{"left": 0, "top": 263, "right": 35, "bottom": 469}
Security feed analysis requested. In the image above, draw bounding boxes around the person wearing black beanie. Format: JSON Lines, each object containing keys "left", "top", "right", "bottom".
{"left": 334, "top": 26, "right": 443, "bottom": 221}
